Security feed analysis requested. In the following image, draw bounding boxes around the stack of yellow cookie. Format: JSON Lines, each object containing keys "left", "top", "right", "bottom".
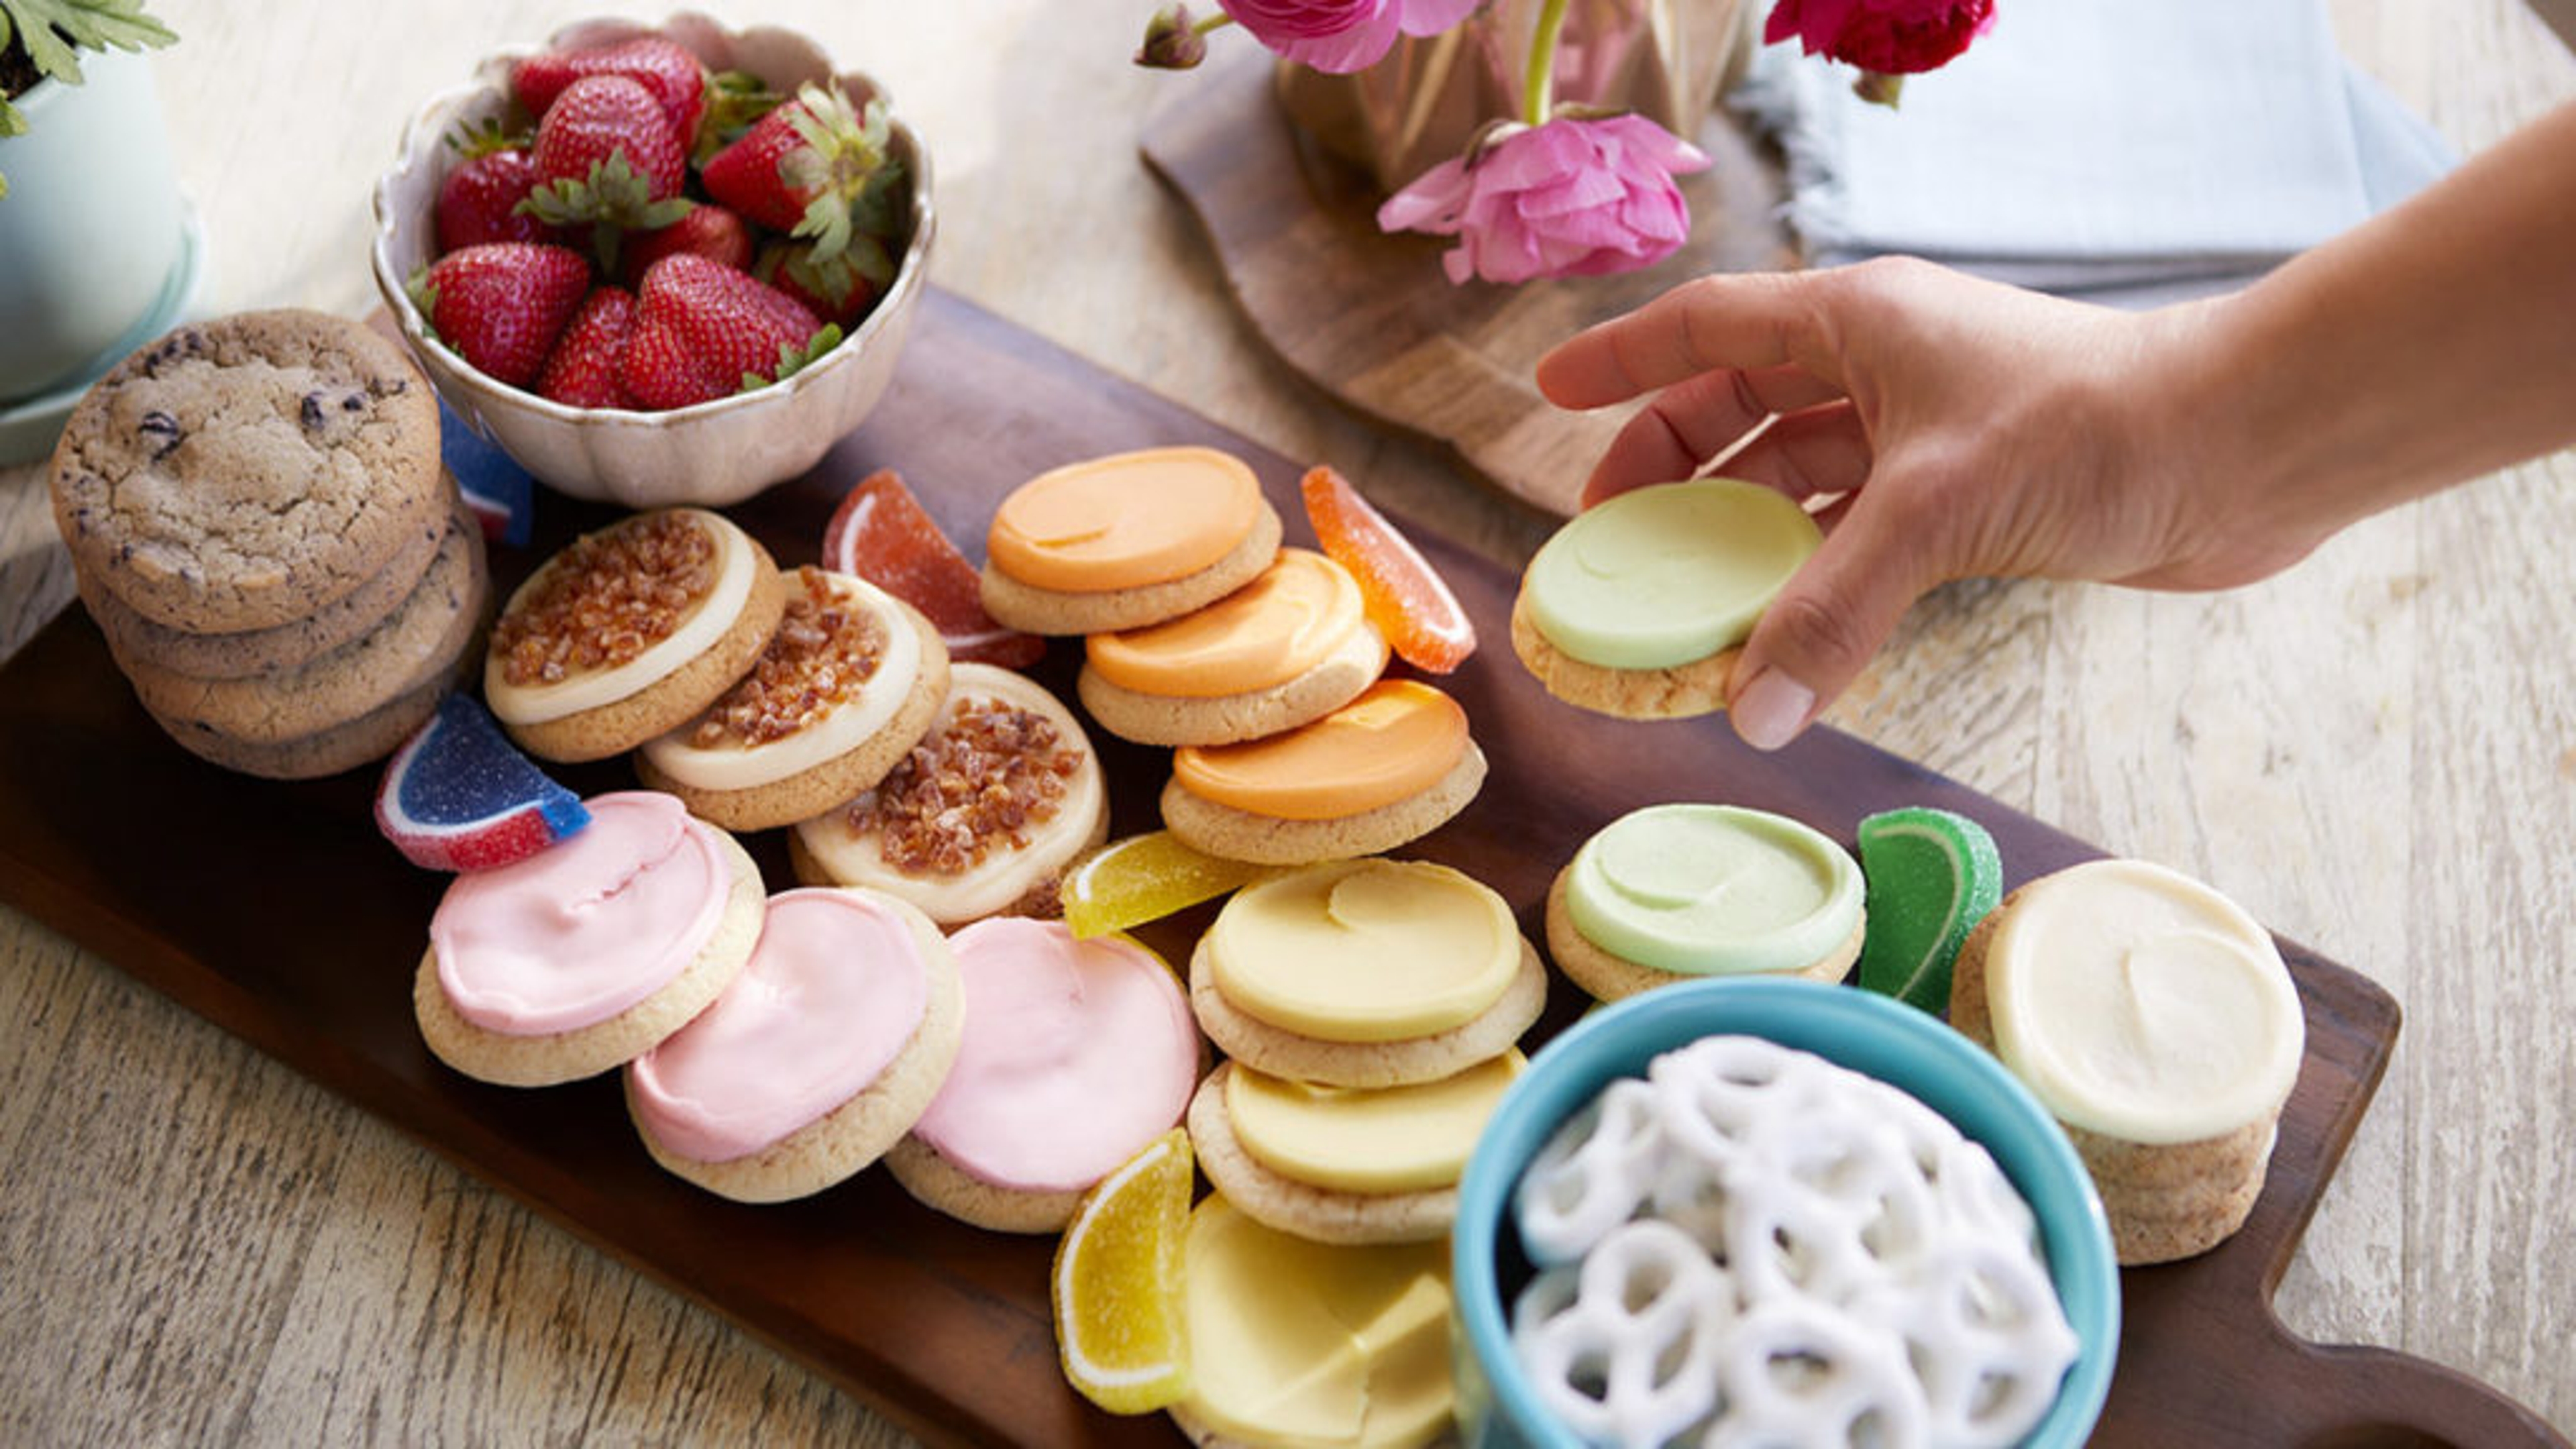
{"left": 1181, "top": 855, "right": 1544, "bottom": 1246}
{"left": 980, "top": 445, "right": 1484, "bottom": 864}
{"left": 49, "top": 309, "right": 485, "bottom": 779}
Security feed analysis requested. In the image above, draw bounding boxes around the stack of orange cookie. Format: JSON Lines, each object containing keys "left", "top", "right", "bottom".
{"left": 980, "top": 445, "right": 1484, "bottom": 864}
{"left": 49, "top": 310, "right": 485, "bottom": 779}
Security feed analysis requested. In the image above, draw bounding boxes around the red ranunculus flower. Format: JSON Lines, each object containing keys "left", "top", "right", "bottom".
{"left": 1377, "top": 114, "right": 1710, "bottom": 285}
{"left": 1764, "top": 0, "right": 1996, "bottom": 76}
{"left": 1218, "top": 0, "right": 1483, "bottom": 74}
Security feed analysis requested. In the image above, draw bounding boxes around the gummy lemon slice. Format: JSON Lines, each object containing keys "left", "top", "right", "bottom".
{"left": 1052, "top": 1128, "right": 1195, "bottom": 1414}
{"left": 1854, "top": 806, "right": 2005, "bottom": 1013}
{"left": 1060, "top": 830, "right": 1271, "bottom": 939}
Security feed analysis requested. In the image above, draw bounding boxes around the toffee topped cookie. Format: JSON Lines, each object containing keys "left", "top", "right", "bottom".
{"left": 980, "top": 446, "right": 1283, "bottom": 636}
{"left": 789, "top": 662, "right": 1107, "bottom": 926}
{"left": 635, "top": 567, "right": 950, "bottom": 832}
{"left": 485, "top": 507, "right": 787, "bottom": 763}
{"left": 50, "top": 309, "right": 448, "bottom": 634}
{"left": 1511, "top": 478, "right": 1820, "bottom": 720}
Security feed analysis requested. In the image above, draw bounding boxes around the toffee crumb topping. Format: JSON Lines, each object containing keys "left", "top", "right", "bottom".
{"left": 493, "top": 512, "right": 718, "bottom": 687}
{"left": 847, "top": 698, "right": 1082, "bottom": 875}
{"left": 690, "top": 567, "right": 886, "bottom": 748}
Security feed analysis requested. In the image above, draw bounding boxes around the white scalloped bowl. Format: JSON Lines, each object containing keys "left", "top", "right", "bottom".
{"left": 370, "top": 12, "right": 934, "bottom": 508}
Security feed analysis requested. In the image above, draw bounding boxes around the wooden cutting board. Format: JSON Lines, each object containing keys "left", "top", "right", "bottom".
{"left": 0, "top": 288, "right": 2561, "bottom": 1449}
{"left": 1140, "top": 50, "right": 1799, "bottom": 519}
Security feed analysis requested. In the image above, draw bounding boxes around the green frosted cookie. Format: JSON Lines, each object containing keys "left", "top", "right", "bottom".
{"left": 1854, "top": 806, "right": 2004, "bottom": 1014}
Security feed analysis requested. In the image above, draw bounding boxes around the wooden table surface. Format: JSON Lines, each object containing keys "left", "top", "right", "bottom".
{"left": 2, "top": 1, "right": 2569, "bottom": 1443}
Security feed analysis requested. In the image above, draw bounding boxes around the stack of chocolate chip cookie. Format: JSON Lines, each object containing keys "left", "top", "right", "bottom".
{"left": 48, "top": 309, "right": 488, "bottom": 780}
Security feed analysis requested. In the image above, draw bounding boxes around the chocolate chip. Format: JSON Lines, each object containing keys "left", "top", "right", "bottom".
{"left": 301, "top": 392, "right": 327, "bottom": 429}
{"left": 138, "top": 410, "right": 183, "bottom": 459}
{"left": 341, "top": 392, "right": 365, "bottom": 412}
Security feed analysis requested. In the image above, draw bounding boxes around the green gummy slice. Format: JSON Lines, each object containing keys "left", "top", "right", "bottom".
{"left": 1854, "top": 806, "right": 2004, "bottom": 1015}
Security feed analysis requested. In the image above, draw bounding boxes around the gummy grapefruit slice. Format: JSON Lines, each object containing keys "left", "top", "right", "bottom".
{"left": 1854, "top": 806, "right": 2004, "bottom": 1013}
{"left": 821, "top": 468, "right": 1044, "bottom": 668}
{"left": 1051, "top": 1128, "right": 1194, "bottom": 1415}
{"left": 1059, "top": 830, "right": 1271, "bottom": 940}
{"left": 1299, "top": 465, "right": 1476, "bottom": 674}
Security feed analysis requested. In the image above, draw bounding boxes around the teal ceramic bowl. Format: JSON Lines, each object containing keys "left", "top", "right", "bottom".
{"left": 1451, "top": 976, "right": 2119, "bottom": 1448}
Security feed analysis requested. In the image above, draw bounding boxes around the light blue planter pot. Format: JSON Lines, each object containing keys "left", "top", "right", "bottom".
{"left": 0, "top": 46, "right": 195, "bottom": 458}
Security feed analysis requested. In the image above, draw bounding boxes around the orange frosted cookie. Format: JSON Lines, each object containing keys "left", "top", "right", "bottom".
{"left": 1079, "top": 547, "right": 1389, "bottom": 747}
{"left": 635, "top": 566, "right": 951, "bottom": 833}
{"left": 979, "top": 447, "right": 1283, "bottom": 635}
{"left": 1161, "top": 680, "right": 1485, "bottom": 866}
{"left": 485, "top": 508, "right": 787, "bottom": 763}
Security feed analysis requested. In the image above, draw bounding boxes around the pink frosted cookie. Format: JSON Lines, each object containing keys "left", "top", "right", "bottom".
{"left": 886, "top": 918, "right": 1203, "bottom": 1233}
{"left": 375, "top": 692, "right": 591, "bottom": 871}
{"left": 414, "top": 790, "right": 764, "bottom": 1087}
{"left": 626, "top": 888, "right": 964, "bottom": 1203}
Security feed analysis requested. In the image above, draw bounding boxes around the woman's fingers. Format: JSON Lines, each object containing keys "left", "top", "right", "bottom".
{"left": 1578, "top": 368, "right": 1856, "bottom": 506}
{"left": 1537, "top": 271, "right": 1848, "bottom": 408}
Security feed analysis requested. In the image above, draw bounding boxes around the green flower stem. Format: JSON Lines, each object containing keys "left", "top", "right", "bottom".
{"left": 1524, "top": 0, "right": 1570, "bottom": 125}
{"left": 1195, "top": 10, "right": 1233, "bottom": 38}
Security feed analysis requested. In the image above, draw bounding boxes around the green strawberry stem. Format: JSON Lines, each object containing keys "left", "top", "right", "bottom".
{"left": 741, "top": 323, "right": 845, "bottom": 394}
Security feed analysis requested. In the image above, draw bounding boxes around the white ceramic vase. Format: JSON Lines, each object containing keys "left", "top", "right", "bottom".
{"left": 0, "top": 47, "right": 189, "bottom": 405}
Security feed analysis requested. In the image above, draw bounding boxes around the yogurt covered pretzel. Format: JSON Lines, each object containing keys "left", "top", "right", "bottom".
{"left": 1511, "top": 1036, "right": 2079, "bottom": 1449}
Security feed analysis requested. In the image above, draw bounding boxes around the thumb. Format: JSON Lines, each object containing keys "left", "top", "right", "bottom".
{"left": 1725, "top": 504, "right": 1935, "bottom": 751}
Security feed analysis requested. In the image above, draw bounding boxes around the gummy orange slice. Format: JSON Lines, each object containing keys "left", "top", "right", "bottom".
{"left": 1052, "top": 1128, "right": 1194, "bottom": 1414}
{"left": 1299, "top": 465, "right": 1476, "bottom": 674}
{"left": 1060, "top": 830, "right": 1272, "bottom": 939}
{"left": 822, "top": 468, "right": 1044, "bottom": 668}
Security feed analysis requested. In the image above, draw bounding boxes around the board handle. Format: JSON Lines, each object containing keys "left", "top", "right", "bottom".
{"left": 2265, "top": 1331, "right": 2572, "bottom": 1449}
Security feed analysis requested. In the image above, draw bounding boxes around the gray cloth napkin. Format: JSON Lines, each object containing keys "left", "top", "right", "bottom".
{"left": 1730, "top": 0, "right": 2459, "bottom": 308}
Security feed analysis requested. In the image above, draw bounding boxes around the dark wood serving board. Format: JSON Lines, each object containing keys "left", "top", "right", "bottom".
{"left": 0, "top": 288, "right": 2562, "bottom": 1449}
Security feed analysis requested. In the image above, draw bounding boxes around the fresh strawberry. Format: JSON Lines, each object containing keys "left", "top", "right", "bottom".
{"left": 433, "top": 120, "right": 556, "bottom": 254}
{"left": 519, "top": 73, "right": 690, "bottom": 270}
{"left": 699, "top": 83, "right": 906, "bottom": 266}
{"left": 407, "top": 241, "right": 592, "bottom": 390}
{"left": 536, "top": 286, "right": 639, "bottom": 409}
{"left": 621, "top": 253, "right": 833, "bottom": 411}
{"left": 751, "top": 237, "right": 888, "bottom": 328}
{"left": 511, "top": 34, "right": 707, "bottom": 148}
{"left": 619, "top": 203, "right": 752, "bottom": 288}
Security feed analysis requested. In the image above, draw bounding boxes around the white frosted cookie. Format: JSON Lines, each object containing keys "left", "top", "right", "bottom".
{"left": 626, "top": 888, "right": 963, "bottom": 1203}
{"left": 635, "top": 567, "right": 951, "bottom": 832}
{"left": 484, "top": 508, "right": 786, "bottom": 763}
{"left": 786, "top": 662, "right": 1107, "bottom": 926}
{"left": 415, "top": 791, "right": 763, "bottom": 1087}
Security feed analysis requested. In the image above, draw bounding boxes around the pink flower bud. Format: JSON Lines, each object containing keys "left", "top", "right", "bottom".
{"left": 1376, "top": 113, "right": 1711, "bottom": 286}
{"left": 1136, "top": 4, "right": 1210, "bottom": 69}
{"left": 1217, "top": 0, "right": 1483, "bottom": 74}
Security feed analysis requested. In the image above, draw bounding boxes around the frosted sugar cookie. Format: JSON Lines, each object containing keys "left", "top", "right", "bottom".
{"left": 1510, "top": 478, "right": 1820, "bottom": 720}
{"left": 1189, "top": 857, "right": 1546, "bottom": 1089}
{"left": 1544, "top": 803, "right": 1865, "bottom": 1002}
{"left": 635, "top": 566, "right": 951, "bottom": 832}
{"left": 979, "top": 446, "right": 1284, "bottom": 635}
{"left": 1188, "top": 1050, "right": 1523, "bottom": 1246}
{"left": 1167, "top": 1194, "right": 1454, "bottom": 1449}
{"left": 887, "top": 918, "right": 1203, "bottom": 1234}
{"left": 1948, "top": 857, "right": 2305, "bottom": 1265}
{"left": 788, "top": 661, "right": 1108, "bottom": 925}
{"left": 625, "top": 888, "right": 962, "bottom": 1203}
{"left": 1161, "top": 680, "right": 1486, "bottom": 867}
{"left": 415, "top": 790, "right": 763, "bottom": 1087}
{"left": 1079, "top": 547, "right": 1390, "bottom": 747}
{"left": 484, "top": 508, "right": 788, "bottom": 763}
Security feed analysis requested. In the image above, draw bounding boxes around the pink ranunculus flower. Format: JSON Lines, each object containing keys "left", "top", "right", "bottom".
{"left": 1377, "top": 114, "right": 1709, "bottom": 286}
{"left": 1218, "top": 0, "right": 1483, "bottom": 74}
{"left": 1764, "top": 0, "right": 1996, "bottom": 75}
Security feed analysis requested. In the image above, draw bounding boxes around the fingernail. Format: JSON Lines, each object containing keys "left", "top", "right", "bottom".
{"left": 1730, "top": 669, "right": 1815, "bottom": 751}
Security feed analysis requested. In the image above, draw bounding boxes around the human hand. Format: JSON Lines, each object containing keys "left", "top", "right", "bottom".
{"left": 1534, "top": 258, "right": 2324, "bottom": 750}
